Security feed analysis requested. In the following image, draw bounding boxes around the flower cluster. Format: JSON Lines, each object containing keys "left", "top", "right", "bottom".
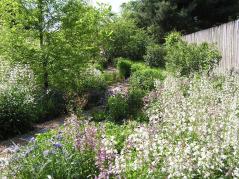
{"left": 118, "top": 73, "right": 239, "bottom": 178}
{"left": 0, "top": 63, "right": 37, "bottom": 139}
{"left": 90, "top": 73, "right": 239, "bottom": 178}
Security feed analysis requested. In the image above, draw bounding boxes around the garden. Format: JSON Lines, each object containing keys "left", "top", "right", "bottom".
{"left": 1, "top": 0, "right": 239, "bottom": 178}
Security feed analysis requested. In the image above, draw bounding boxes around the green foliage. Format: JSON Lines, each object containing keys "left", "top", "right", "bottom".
{"left": 7, "top": 130, "right": 98, "bottom": 178}
{"left": 107, "top": 94, "right": 129, "bottom": 122}
{"left": 0, "top": 87, "right": 36, "bottom": 139}
{"left": 70, "top": 70, "right": 107, "bottom": 111}
{"left": 35, "top": 89, "right": 66, "bottom": 122}
{"left": 131, "top": 62, "right": 147, "bottom": 73}
{"left": 165, "top": 32, "right": 221, "bottom": 76}
{"left": 128, "top": 89, "right": 145, "bottom": 116}
{"left": 96, "top": 57, "right": 108, "bottom": 71}
{"left": 78, "top": 71, "right": 107, "bottom": 94}
{"left": 0, "top": 63, "right": 66, "bottom": 139}
{"left": 117, "top": 58, "right": 132, "bottom": 78}
{"left": 144, "top": 44, "right": 166, "bottom": 67}
{"left": 0, "top": 65, "right": 37, "bottom": 139}
{"left": 104, "top": 121, "right": 137, "bottom": 152}
{"left": 92, "top": 110, "right": 108, "bottom": 122}
{"left": 112, "top": 57, "right": 121, "bottom": 67}
{"left": 130, "top": 68, "right": 165, "bottom": 91}
{"left": 103, "top": 18, "right": 149, "bottom": 60}
{"left": 106, "top": 88, "right": 146, "bottom": 122}
{"left": 0, "top": 0, "right": 112, "bottom": 95}
{"left": 103, "top": 71, "right": 122, "bottom": 85}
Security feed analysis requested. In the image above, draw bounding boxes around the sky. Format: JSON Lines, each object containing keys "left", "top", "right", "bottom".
{"left": 92, "top": 0, "right": 130, "bottom": 13}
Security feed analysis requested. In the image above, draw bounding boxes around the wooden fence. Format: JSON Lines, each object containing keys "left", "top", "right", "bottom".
{"left": 184, "top": 20, "right": 239, "bottom": 72}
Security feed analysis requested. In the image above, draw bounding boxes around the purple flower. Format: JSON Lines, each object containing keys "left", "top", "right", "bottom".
{"left": 53, "top": 142, "right": 63, "bottom": 148}
{"left": 30, "top": 137, "right": 35, "bottom": 142}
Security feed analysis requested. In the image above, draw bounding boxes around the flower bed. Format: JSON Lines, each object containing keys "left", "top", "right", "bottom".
{"left": 6, "top": 73, "right": 239, "bottom": 178}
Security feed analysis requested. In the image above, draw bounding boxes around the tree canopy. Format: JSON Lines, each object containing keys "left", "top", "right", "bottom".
{"left": 0, "top": 0, "right": 112, "bottom": 92}
{"left": 123, "top": 0, "right": 239, "bottom": 42}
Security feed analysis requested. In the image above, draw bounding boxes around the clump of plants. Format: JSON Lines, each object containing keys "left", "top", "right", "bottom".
{"left": 144, "top": 44, "right": 166, "bottom": 67}
{"left": 103, "top": 71, "right": 122, "bottom": 85}
{"left": 35, "top": 89, "right": 66, "bottom": 122}
{"left": 127, "top": 89, "right": 145, "bottom": 116}
{"left": 130, "top": 68, "right": 165, "bottom": 91}
{"left": 68, "top": 68, "right": 108, "bottom": 111}
{"left": 107, "top": 94, "right": 129, "bottom": 122}
{"left": 117, "top": 58, "right": 132, "bottom": 78}
{"left": 104, "top": 18, "right": 150, "bottom": 60}
{"left": 0, "top": 65, "right": 37, "bottom": 139}
{"left": 106, "top": 89, "right": 146, "bottom": 122}
{"left": 7, "top": 117, "right": 99, "bottom": 178}
{"left": 165, "top": 32, "right": 221, "bottom": 76}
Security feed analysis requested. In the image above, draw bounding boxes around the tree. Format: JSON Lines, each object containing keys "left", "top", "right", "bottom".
{"left": 0, "top": 0, "right": 64, "bottom": 91}
{"left": 48, "top": 0, "right": 112, "bottom": 92}
{"left": 0, "top": 0, "right": 111, "bottom": 93}
{"left": 103, "top": 17, "right": 150, "bottom": 60}
{"left": 123, "top": 0, "right": 239, "bottom": 42}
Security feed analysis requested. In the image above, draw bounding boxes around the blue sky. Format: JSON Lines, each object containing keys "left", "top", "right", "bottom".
{"left": 92, "top": 0, "right": 130, "bottom": 13}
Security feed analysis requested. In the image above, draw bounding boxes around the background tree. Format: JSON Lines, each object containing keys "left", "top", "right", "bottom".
{"left": 123, "top": 0, "right": 239, "bottom": 42}
{"left": 103, "top": 17, "right": 150, "bottom": 61}
{"left": 0, "top": 0, "right": 111, "bottom": 93}
{"left": 0, "top": 0, "right": 65, "bottom": 91}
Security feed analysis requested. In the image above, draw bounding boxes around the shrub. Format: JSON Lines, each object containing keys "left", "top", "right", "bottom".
{"left": 165, "top": 32, "right": 221, "bottom": 76}
{"left": 103, "top": 71, "right": 122, "bottom": 85}
{"left": 107, "top": 94, "right": 129, "bottom": 122}
{"left": 104, "top": 18, "right": 150, "bottom": 60}
{"left": 112, "top": 57, "right": 120, "bottom": 67}
{"left": 66, "top": 68, "right": 107, "bottom": 112}
{"left": 35, "top": 89, "right": 66, "bottom": 122}
{"left": 127, "top": 89, "right": 145, "bottom": 116}
{"left": 0, "top": 65, "right": 37, "bottom": 139}
{"left": 95, "top": 57, "right": 108, "bottom": 71}
{"left": 92, "top": 110, "right": 108, "bottom": 122}
{"left": 131, "top": 62, "right": 147, "bottom": 73}
{"left": 117, "top": 58, "right": 132, "bottom": 78}
{"left": 78, "top": 69, "right": 107, "bottom": 94}
{"left": 130, "top": 68, "right": 165, "bottom": 91}
{"left": 144, "top": 44, "right": 166, "bottom": 67}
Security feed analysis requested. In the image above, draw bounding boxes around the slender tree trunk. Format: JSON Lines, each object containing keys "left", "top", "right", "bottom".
{"left": 38, "top": 0, "right": 49, "bottom": 92}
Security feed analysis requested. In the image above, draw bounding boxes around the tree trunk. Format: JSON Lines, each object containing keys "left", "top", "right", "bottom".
{"left": 38, "top": 0, "right": 49, "bottom": 92}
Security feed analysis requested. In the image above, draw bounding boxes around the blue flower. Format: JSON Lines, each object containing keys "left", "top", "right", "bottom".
{"left": 30, "top": 137, "right": 35, "bottom": 142}
{"left": 53, "top": 142, "right": 62, "bottom": 148}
